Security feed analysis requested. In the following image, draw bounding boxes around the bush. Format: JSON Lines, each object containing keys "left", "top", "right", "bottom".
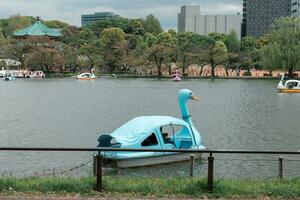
{"left": 243, "top": 71, "right": 252, "bottom": 76}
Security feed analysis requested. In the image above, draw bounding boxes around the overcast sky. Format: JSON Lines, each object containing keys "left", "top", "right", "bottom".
{"left": 0, "top": 0, "right": 242, "bottom": 30}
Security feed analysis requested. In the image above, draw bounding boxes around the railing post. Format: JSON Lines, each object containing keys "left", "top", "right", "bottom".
{"left": 189, "top": 154, "right": 195, "bottom": 177}
{"left": 278, "top": 157, "right": 283, "bottom": 179}
{"left": 95, "top": 154, "right": 102, "bottom": 192}
{"left": 207, "top": 152, "right": 214, "bottom": 192}
{"left": 93, "top": 155, "right": 97, "bottom": 176}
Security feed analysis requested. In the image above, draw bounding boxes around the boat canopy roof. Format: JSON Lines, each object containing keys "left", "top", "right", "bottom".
{"left": 111, "top": 116, "right": 189, "bottom": 145}
{"left": 286, "top": 80, "right": 300, "bottom": 84}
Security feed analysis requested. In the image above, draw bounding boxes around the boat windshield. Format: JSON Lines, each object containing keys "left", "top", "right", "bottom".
{"left": 287, "top": 81, "right": 299, "bottom": 88}
{"left": 159, "top": 124, "right": 192, "bottom": 149}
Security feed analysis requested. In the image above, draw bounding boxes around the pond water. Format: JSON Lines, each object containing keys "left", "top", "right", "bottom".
{"left": 0, "top": 78, "right": 299, "bottom": 179}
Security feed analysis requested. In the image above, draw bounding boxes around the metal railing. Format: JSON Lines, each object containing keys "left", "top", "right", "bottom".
{"left": 0, "top": 147, "right": 300, "bottom": 192}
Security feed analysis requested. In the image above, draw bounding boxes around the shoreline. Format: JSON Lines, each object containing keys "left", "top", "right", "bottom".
{"left": 42, "top": 74, "right": 284, "bottom": 80}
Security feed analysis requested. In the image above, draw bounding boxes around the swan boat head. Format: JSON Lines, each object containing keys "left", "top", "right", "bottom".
{"left": 277, "top": 73, "right": 285, "bottom": 89}
{"left": 178, "top": 89, "right": 203, "bottom": 147}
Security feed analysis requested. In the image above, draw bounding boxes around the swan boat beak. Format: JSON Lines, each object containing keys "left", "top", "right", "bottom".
{"left": 191, "top": 96, "right": 200, "bottom": 101}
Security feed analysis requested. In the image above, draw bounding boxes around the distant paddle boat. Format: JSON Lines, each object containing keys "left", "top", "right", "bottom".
{"left": 97, "top": 89, "right": 205, "bottom": 168}
{"left": 75, "top": 73, "right": 97, "bottom": 80}
{"left": 26, "top": 71, "right": 45, "bottom": 78}
{"left": 4, "top": 73, "right": 15, "bottom": 81}
{"left": 172, "top": 70, "right": 181, "bottom": 82}
{"left": 277, "top": 73, "right": 300, "bottom": 93}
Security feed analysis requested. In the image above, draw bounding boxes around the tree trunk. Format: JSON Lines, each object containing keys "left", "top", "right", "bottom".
{"left": 158, "top": 65, "right": 162, "bottom": 77}
{"left": 210, "top": 59, "right": 215, "bottom": 80}
{"left": 168, "top": 65, "right": 172, "bottom": 75}
{"left": 199, "top": 64, "right": 205, "bottom": 76}
{"left": 211, "top": 65, "right": 215, "bottom": 80}
{"left": 288, "top": 67, "right": 293, "bottom": 77}
{"left": 155, "top": 57, "right": 163, "bottom": 78}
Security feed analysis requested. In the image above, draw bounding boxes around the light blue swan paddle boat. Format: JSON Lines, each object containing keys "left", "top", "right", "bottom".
{"left": 97, "top": 89, "right": 205, "bottom": 168}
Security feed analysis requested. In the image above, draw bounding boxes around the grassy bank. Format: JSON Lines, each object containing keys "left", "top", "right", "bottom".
{"left": 0, "top": 177, "right": 300, "bottom": 198}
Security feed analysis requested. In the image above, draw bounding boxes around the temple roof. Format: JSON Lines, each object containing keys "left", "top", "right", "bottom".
{"left": 13, "top": 20, "right": 61, "bottom": 38}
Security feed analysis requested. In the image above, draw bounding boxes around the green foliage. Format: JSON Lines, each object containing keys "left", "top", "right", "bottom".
{"left": 144, "top": 32, "right": 175, "bottom": 77}
{"left": 260, "top": 17, "right": 300, "bottom": 76}
{"left": 1, "top": 177, "right": 300, "bottom": 198}
{"left": 167, "top": 29, "right": 177, "bottom": 37}
{"left": 243, "top": 71, "right": 252, "bottom": 76}
{"left": 208, "top": 32, "right": 227, "bottom": 43}
{"left": 211, "top": 41, "right": 228, "bottom": 65}
{"left": 260, "top": 43, "right": 281, "bottom": 72}
{"left": 86, "top": 17, "right": 144, "bottom": 37}
{"left": 241, "top": 36, "right": 258, "bottom": 52}
{"left": 176, "top": 32, "right": 202, "bottom": 74}
{"left": 100, "top": 27, "right": 126, "bottom": 72}
{"left": 225, "top": 30, "right": 240, "bottom": 53}
{"left": 25, "top": 47, "right": 64, "bottom": 72}
{"left": 44, "top": 20, "right": 69, "bottom": 29}
{"left": 143, "top": 32, "right": 157, "bottom": 47}
{"left": 143, "top": 14, "right": 163, "bottom": 35}
{"left": 4, "top": 15, "right": 33, "bottom": 36}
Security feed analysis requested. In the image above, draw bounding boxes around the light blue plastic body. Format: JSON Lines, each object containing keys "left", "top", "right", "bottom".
{"left": 100, "top": 89, "right": 205, "bottom": 160}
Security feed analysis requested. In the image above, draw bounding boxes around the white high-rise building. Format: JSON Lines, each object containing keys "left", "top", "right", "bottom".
{"left": 178, "top": 5, "right": 241, "bottom": 40}
{"left": 291, "top": 0, "right": 300, "bottom": 16}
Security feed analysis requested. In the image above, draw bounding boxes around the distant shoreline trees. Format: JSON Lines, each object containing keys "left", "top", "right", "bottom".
{"left": 0, "top": 15, "right": 299, "bottom": 78}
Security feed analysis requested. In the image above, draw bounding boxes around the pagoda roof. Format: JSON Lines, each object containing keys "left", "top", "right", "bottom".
{"left": 13, "top": 20, "right": 61, "bottom": 37}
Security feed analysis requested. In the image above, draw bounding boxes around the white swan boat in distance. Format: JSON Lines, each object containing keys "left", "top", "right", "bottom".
{"left": 4, "top": 73, "right": 15, "bottom": 81}
{"left": 277, "top": 73, "right": 300, "bottom": 93}
{"left": 75, "top": 73, "right": 97, "bottom": 80}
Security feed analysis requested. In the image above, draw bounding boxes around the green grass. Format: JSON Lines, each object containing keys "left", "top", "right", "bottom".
{"left": 0, "top": 177, "right": 300, "bottom": 198}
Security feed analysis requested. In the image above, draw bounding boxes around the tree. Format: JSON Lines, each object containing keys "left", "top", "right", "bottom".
{"left": 208, "top": 32, "right": 227, "bottom": 43}
{"left": 45, "top": 20, "right": 69, "bottom": 29}
{"left": 145, "top": 32, "right": 175, "bottom": 77}
{"left": 4, "top": 15, "right": 33, "bottom": 36}
{"left": 168, "top": 29, "right": 177, "bottom": 37}
{"left": 100, "top": 27, "right": 126, "bottom": 72}
{"left": 260, "top": 43, "right": 281, "bottom": 74}
{"left": 86, "top": 17, "right": 145, "bottom": 37}
{"left": 260, "top": 17, "right": 300, "bottom": 76}
{"left": 143, "top": 14, "right": 163, "bottom": 35}
{"left": 225, "top": 30, "right": 240, "bottom": 53}
{"left": 25, "top": 47, "right": 64, "bottom": 73}
{"left": 241, "top": 36, "right": 258, "bottom": 52}
{"left": 62, "top": 44, "right": 81, "bottom": 73}
{"left": 225, "top": 53, "right": 240, "bottom": 76}
{"left": 176, "top": 32, "right": 206, "bottom": 75}
{"left": 208, "top": 41, "right": 228, "bottom": 79}
{"left": 2, "top": 39, "right": 31, "bottom": 68}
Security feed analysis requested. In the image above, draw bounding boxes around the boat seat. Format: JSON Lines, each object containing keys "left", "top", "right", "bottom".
{"left": 97, "top": 134, "right": 113, "bottom": 147}
{"left": 180, "top": 140, "right": 192, "bottom": 149}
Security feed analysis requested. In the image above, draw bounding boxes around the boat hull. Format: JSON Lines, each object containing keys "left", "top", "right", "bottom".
{"left": 103, "top": 153, "right": 202, "bottom": 168}
{"left": 76, "top": 77, "right": 96, "bottom": 80}
{"left": 278, "top": 88, "right": 300, "bottom": 93}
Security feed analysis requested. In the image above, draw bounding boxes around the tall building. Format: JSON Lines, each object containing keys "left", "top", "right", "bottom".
{"left": 178, "top": 5, "right": 241, "bottom": 40}
{"left": 242, "top": 0, "right": 300, "bottom": 37}
{"left": 81, "top": 12, "right": 119, "bottom": 26}
{"left": 291, "top": 0, "right": 300, "bottom": 16}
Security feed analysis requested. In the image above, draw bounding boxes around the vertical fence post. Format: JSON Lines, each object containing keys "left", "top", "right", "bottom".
{"left": 189, "top": 154, "right": 195, "bottom": 177}
{"left": 278, "top": 157, "right": 283, "bottom": 179}
{"left": 93, "top": 155, "right": 97, "bottom": 176}
{"left": 95, "top": 154, "right": 102, "bottom": 192}
{"left": 207, "top": 152, "right": 214, "bottom": 192}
